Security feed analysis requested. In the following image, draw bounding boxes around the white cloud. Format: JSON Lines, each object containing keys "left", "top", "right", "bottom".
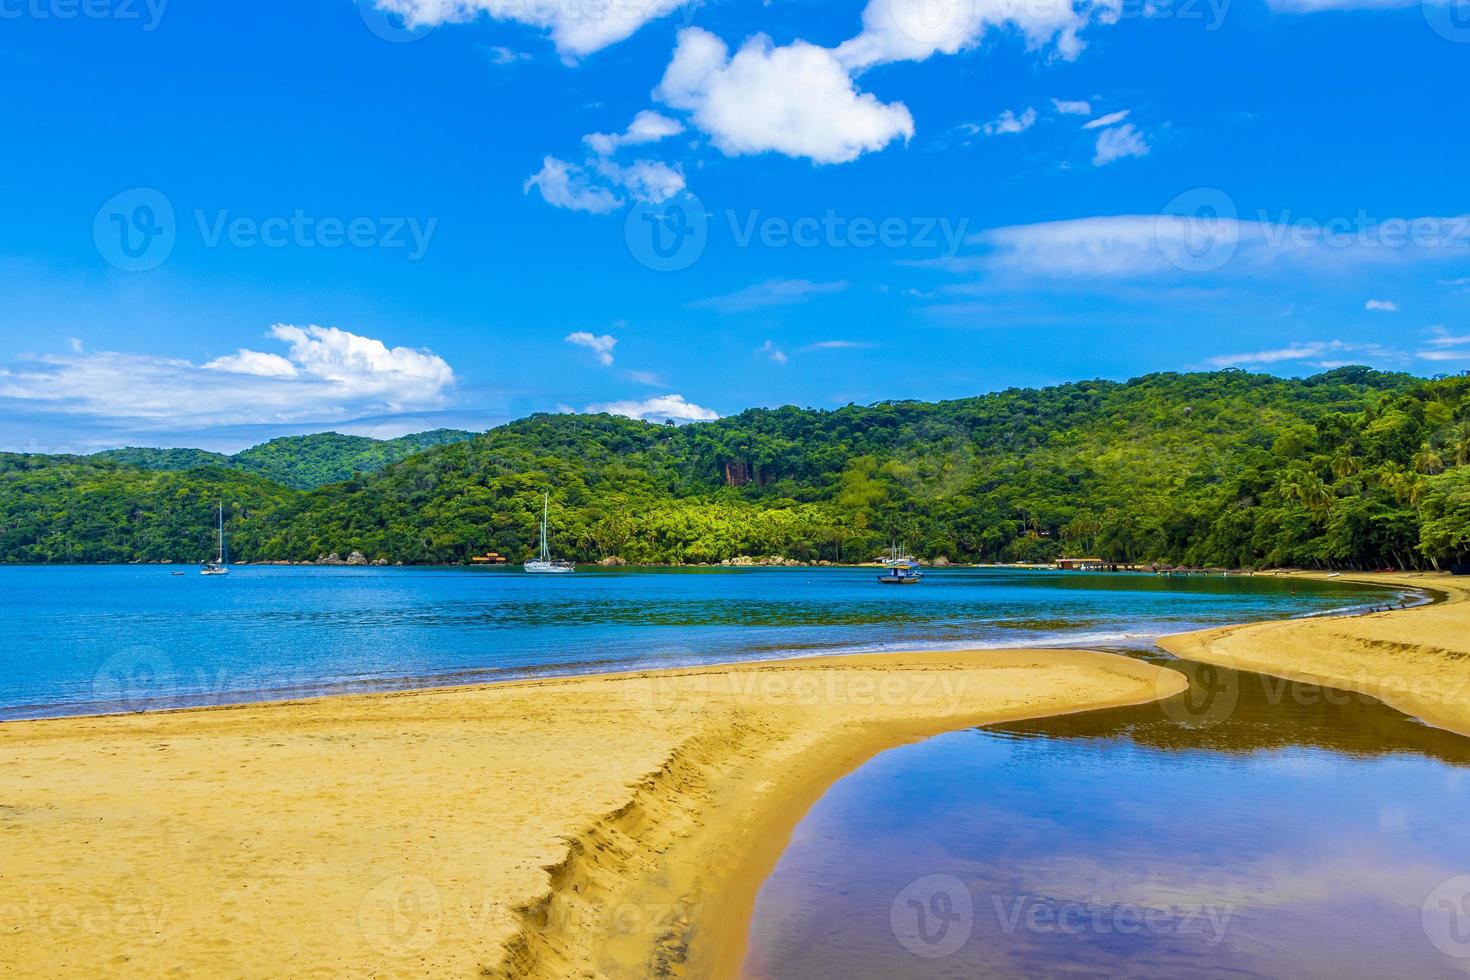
{"left": 524, "top": 156, "right": 622, "bottom": 213}
{"left": 372, "top": 0, "right": 688, "bottom": 58}
{"left": 595, "top": 157, "right": 686, "bottom": 204}
{"left": 801, "top": 340, "right": 877, "bottom": 352}
{"left": 1418, "top": 349, "right": 1470, "bottom": 362}
{"left": 1425, "top": 326, "right": 1470, "bottom": 348}
{"left": 1092, "top": 123, "right": 1150, "bottom": 166}
{"left": 1052, "top": 98, "right": 1093, "bottom": 115}
{"left": 982, "top": 107, "right": 1038, "bottom": 136}
{"left": 1206, "top": 340, "right": 1394, "bottom": 368}
{"left": 624, "top": 369, "right": 665, "bottom": 385}
{"left": 656, "top": 28, "right": 914, "bottom": 165}
{"left": 757, "top": 340, "right": 788, "bottom": 364}
{"left": 204, "top": 349, "right": 298, "bottom": 377}
{"left": 1364, "top": 298, "right": 1399, "bottom": 312}
{"left": 584, "top": 110, "right": 685, "bottom": 156}
{"left": 585, "top": 393, "right": 720, "bottom": 422}
{"left": 566, "top": 332, "right": 618, "bottom": 366}
{"left": 835, "top": 0, "right": 1109, "bottom": 70}
{"left": 1082, "top": 109, "right": 1130, "bottom": 130}
{"left": 481, "top": 45, "right": 531, "bottom": 65}
{"left": 969, "top": 213, "right": 1470, "bottom": 280}
{"left": 0, "top": 325, "right": 454, "bottom": 430}
{"left": 695, "top": 279, "right": 849, "bottom": 313}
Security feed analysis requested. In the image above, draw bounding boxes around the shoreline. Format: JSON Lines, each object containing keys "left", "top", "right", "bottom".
{"left": 0, "top": 648, "right": 1185, "bottom": 978}
{"left": 1157, "top": 571, "right": 1470, "bottom": 738}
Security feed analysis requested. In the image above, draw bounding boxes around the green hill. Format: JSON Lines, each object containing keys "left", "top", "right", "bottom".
{"left": 94, "top": 428, "right": 476, "bottom": 490}
{"left": 9, "top": 370, "right": 1470, "bottom": 570}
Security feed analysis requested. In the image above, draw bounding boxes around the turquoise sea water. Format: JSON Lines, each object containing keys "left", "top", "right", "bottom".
{"left": 0, "top": 565, "right": 1391, "bottom": 720}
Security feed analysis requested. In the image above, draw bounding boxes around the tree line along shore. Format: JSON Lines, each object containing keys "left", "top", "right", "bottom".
{"left": 3, "top": 368, "right": 1469, "bottom": 571}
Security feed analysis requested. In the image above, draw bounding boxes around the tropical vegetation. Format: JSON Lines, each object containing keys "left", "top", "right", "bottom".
{"left": 3, "top": 369, "right": 1469, "bottom": 570}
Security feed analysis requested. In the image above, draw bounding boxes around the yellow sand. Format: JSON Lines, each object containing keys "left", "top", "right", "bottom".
{"left": 0, "top": 649, "right": 1184, "bottom": 978}
{"left": 1159, "top": 572, "right": 1470, "bottom": 737}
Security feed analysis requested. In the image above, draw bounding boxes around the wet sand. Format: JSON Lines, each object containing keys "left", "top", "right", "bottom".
{"left": 0, "top": 648, "right": 1183, "bottom": 978}
{"left": 1158, "top": 572, "right": 1470, "bottom": 738}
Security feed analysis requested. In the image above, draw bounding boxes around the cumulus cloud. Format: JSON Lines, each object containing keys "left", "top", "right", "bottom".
{"left": 372, "top": 0, "right": 688, "bottom": 58}
{"left": 524, "top": 156, "right": 622, "bottom": 213}
{"left": 656, "top": 28, "right": 914, "bottom": 165}
{"left": 982, "top": 107, "right": 1038, "bottom": 136}
{"left": 0, "top": 325, "right": 455, "bottom": 430}
{"left": 584, "top": 110, "right": 684, "bottom": 156}
{"left": 585, "top": 393, "right": 720, "bottom": 422}
{"left": 595, "top": 158, "right": 686, "bottom": 204}
{"left": 835, "top": 0, "right": 1109, "bottom": 70}
{"left": 566, "top": 332, "right": 618, "bottom": 366}
{"left": 1364, "top": 298, "right": 1399, "bottom": 312}
{"left": 1052, "top": 98, "right": 1093, "bottom": 115}
{"left": 694, "top": 278, "right": 849, "bottom": 313}
{"left": 1092, "top": 123, "right": 1150, "bottom": 166}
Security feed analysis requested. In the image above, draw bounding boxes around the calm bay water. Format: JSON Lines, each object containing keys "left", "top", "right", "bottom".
{"left": 0, "top": 565, "right": 1386, "bottom": 720}
{"left": 744, "top": 653, "right": 1470, "bottom": 979}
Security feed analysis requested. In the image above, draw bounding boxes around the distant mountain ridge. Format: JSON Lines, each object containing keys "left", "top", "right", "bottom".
{"left": 6, "top": 368, "right": 1470, "bottom": 570}
{"left": 94, "top": 429, "right": 476, "bottom": 490}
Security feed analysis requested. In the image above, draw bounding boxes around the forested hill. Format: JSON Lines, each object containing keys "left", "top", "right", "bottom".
{"left": 94, "top": 429, "right": 475, "bottom": 490}
{"left": 5, "top": 369, "right": 1470, "bottom": 570}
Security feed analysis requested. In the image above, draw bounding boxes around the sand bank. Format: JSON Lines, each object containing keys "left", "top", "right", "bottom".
{"left": 0, "top": 649, "right": 1183, "bottom": 978}
{"left": 1159, "top": 572, "right": 1470, "bottom": 738}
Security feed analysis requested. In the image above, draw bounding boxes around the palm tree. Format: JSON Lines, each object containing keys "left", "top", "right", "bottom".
{"left": 1330, "top": 446, "right": 1362, "bottom": 481}
{"left": 1449, "top": 422, "right": 1470, "bottom": 467}
{"left": 1377, "top": 463, "right": 1423, "bottom": 505}
{"left": 1413, "top": 442, "right": 1445, "bottom": 476}
{"left": 1278, "top": 463, "right": 1334, "bottom": 516}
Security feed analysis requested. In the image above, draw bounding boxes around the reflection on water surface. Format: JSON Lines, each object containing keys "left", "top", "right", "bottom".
{"left": 745, "top": 654, "right": 1470, "bottom": 979}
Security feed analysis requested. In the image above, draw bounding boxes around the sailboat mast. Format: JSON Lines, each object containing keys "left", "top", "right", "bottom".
{"left": 541, "top": 492, "right": 550, "bottom": 562}
{"left": 217, "top": 503, "right": 225, "bottom": 564}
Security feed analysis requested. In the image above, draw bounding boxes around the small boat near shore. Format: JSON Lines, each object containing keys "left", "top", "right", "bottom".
{"left": 877, "top": 560, "right": 923, "bottom": 585}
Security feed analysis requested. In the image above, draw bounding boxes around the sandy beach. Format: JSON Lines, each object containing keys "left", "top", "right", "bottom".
{"left": 1159, "top": 572, "right": 1470, "bottom": 738}
{"left": 0, "top": 648, "right": 1183, "bottom": 978}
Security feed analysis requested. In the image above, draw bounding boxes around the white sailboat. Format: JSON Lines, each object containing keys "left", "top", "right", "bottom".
{"left": 201, "top": 503, "right": 230, "bottom": 576}
{"left": 524, "top": 493, "right": 574, "bottom": 574}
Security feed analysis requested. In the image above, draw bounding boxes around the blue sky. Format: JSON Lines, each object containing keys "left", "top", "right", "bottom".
{"left": 1, "top": 0, "right": 1467, "bottom": 452}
